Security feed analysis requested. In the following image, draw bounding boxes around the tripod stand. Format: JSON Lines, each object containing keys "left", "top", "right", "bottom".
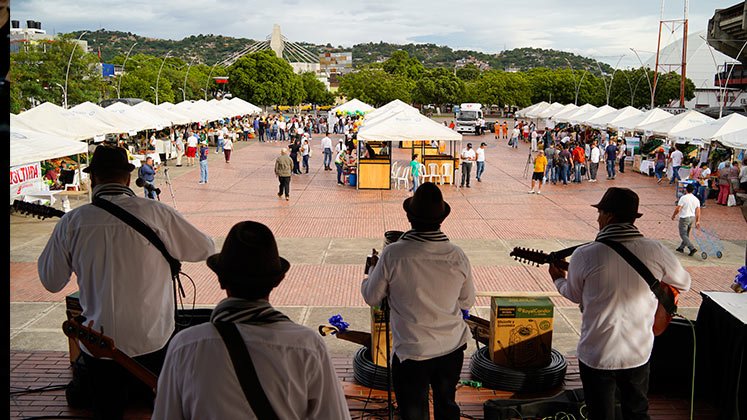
{"left": 523, "top": 151, "right": 533, "bottom": 179}
{"left": 162, "top": 168, "right": 177, "bottom": 209}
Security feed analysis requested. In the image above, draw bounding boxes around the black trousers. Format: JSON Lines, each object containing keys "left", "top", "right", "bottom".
{"left": 392, "top": 344, "right": 466, "bottom": 420}
{"left": 579, "top": 361, "right": 650, "bottom": 420}
{"left": 81, "top": 347, "right": 166, "bottom": 420}
{"left": 278, "top": 176, "right": 291, "bottom": 197}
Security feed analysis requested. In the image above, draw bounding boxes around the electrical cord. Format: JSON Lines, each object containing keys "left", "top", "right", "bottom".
{"left": 470, "top": 346, "right": 567, "bottom": 393}
{"left": 21, "top": 417, "right": 92, "bottom": 420}
{"left": 9, "top": 384, "right": 68, "bottom": 395}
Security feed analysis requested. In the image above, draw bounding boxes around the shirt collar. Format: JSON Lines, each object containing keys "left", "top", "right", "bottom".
{"left": 93, "top": 183, "right": 137, "bottom": 198}
{"left": 400, "top": 229, "right": 449, "bottom": 242}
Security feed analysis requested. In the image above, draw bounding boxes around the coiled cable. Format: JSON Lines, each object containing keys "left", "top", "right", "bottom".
{"left": 470, "top": 346, "right": 567, "bottom": 393}
{"left": 353, "top": 347, "right": 391, "bottom": 391}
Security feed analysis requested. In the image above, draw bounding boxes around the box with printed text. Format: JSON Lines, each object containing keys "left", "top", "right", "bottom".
{"left": 489, "top": 296, "right": 554, "bottom": 368}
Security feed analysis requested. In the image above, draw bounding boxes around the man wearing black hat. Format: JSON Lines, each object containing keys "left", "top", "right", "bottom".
{"left": 362, "top": 182, "right": 475, "bottom": 420}
{"left": 38, "top": 145, "right": 215, "bottom": 420}
{"left": 153, "top": 221, "right": 350, "bottom": 419}
{"left": 548, "top": 187, "right": 691, "bottom": 420}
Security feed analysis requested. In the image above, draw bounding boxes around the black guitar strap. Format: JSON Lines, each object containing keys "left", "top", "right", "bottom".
{"left": 213, "top": 322, "right": 279, "bottom": 420}
{"left": 596, "top": 239, "right": 677, "bottom": 315}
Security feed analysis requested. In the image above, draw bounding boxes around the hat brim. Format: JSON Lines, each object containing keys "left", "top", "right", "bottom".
{"left": 402, "top": 197, "right": 451, "bottom": 224}
{"left": 82, "top": 163, "right": 136, "bottom": 174}
{"left": 590, "top": 203, "right": 643, "bottom": 218}
{"left": 207, "top": 253, "right": 291, "bottom": 281}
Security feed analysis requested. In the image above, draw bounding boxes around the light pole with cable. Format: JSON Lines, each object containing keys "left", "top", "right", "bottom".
{"left": 205, "top": 63, "right": 219, "bottom": 101}
{"left": 63, "top": 31, "right": 88, "bottom": 109}
{"left": 181, "top": 57, "right": 195, "bottom": 102}
{"left": 629, "top": 48, "right": 656, "bottom": 109}
{"left": 117, "top": 42, "right": 137, "bottom": 99}
{"left": 155, "top": 50, "right": 172, "bottom": 105}
{"left": 564, "top": 58, "right": 588, "bottom": 105}
{"left": 594, "top": 55, "right": 625, "bottom": 105}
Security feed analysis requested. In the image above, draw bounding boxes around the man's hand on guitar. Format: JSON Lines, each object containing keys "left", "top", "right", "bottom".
{"left": 548, "top": 260, "right": 567, "bottom": 281}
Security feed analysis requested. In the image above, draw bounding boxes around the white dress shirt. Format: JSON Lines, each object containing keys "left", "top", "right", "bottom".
{"left": 152, "top": 316, "right": 351, "bottom": 420}
{"left": 361, "top": 231, "right": 475, "bottom": 361}
{"left": 590, "top": 146, "right": 601, "bottom": 163}
{"left": 461, "top": 148, "right": 476, "bottom": 162}
{"left": 677, "top": 193, "right": 700, "bottom": 218}
{"left": 38, "top": 184, "right": 215, "bottom": 356}
{"left": 321, "top": 136, "right": 333, "bottom": 150}
{"left": 553, "top": 237, "right": 691, "bottom": 370}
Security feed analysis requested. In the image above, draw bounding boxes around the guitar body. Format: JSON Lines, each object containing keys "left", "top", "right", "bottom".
{"left": 653, "top": 283, "right": 679, "bottom": 336}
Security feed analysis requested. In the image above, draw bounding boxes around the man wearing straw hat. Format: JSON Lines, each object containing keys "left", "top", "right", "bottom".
{"left": 362, "top": 182, "right": 475, "bottom": 420}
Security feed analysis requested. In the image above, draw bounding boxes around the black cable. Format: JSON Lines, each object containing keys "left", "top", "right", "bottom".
{"left": 9, "top": 384, "right": 68, "bottom": 395}
{"left": 470, "top": 347, "right": 567, "bottom": 393}
{"left": 353, "top": 347, "right": 391, "bottom": 391}
{"left": 21, "top": 417, "right": 92, "bottom": 420}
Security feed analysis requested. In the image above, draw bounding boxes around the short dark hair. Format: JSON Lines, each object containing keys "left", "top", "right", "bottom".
{"left": 685, "top": 184, "right": 695, "bottom": 193}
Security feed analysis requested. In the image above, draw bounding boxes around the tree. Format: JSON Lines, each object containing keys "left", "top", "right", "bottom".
{"left": 654, "top": 72, "right": 695, "bottom": 107}
{"left": 299, "top": 72, "right": 335, "bottom": 105}
{"left": 227, "top": 50, "right": 304, "bottom": 106}
{"left": 472, "top": 70, "right": 532, "bottom": 108}
{"left": 413, "top": 68, "right": 465, "bottom": 107}
{"left": 456, "top": 64, "right": 481, "bottom": 81}
{"left": 382, "top": 50, "right": 425, "bottom": 80}
{"left": 338, "top": 68, "right": 414, "bottom": 106}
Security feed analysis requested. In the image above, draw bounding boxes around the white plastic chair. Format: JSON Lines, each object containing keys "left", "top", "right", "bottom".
{"left": 390, "top": 162, "right": 400, "bottom": 187}
{"left": 395, "top": 166, "right": 411, "bottom": 190}
{"left": 418, "top": 163, "right": 428, "bottom": 184}
{"left": 427, "top": 163, "right": 441, "bottom": 183}
{"left": 65, "top": 172, "right": 80, "bottom": 191}
{"left": 440, "top": 162, "right": 454, "bottom": 186}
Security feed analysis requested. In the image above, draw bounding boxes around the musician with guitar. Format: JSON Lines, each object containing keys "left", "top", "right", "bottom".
{"left": 547, "top": 187, "right": 691, "bottom": 420}
{"left": 38, "top": 146, "right": 215, "bottom": 420}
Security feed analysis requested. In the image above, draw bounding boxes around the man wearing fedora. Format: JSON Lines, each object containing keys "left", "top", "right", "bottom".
{"left": 362, "top": 182, "right": 475, "bottom": 420}
{"left": 275, "top": 147, "right": 293, "bottom": 200}
{"left": 153, "top": 221, "right": 350, "bottom": 419}
{"left": 38, "top": 145, "right": 215, "bottom": 420}
{"left": 548, "top": 187, "right": 691, "bottom": 420}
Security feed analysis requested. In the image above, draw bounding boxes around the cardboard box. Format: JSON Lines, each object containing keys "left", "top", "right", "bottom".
{"left": 490, "top": 296, "right": 554, "bottom": 368}
{"left": 370, "top": 306, "right": 392, "bottom": 367}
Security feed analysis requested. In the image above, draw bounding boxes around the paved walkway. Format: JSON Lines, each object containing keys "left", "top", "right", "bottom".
{"left": 10, "top": 128, "right": 746, "bottom": 355}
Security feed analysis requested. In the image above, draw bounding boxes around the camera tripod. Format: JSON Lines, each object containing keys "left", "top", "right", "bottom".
{"left": 523, "top": 151, "right": 533, "bottom": 179}
{"left": 162, "top": 168, "right": 177, "bottom": 209}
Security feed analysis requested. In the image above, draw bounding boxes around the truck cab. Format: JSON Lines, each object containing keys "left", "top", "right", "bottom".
{"left": 456, "top": 103, "right": 484, "bottom": 135}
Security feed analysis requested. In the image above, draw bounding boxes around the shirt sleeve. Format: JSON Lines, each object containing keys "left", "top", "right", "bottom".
{"left": 361, "top": 250, "right": 389, "bottom": 307}
{"left": 553, "top": 248, "right": 586, "bottom": 304}
{"left": 37, "top": 218, "right": 73, "bottom": 293}
{"left": 157, "top": 207, "right": 215, "bottom": 263}
{"left": 152, "top": 343, "right": 185, "bottom": 420}
{"left": 305, "top": 337, "right": 353, "bottom": 419}
{"left": 657, "top": 245, "right": 692, "bottom": 294}
{"left": 459, "top": 256, "right": 476, "bottom": 310}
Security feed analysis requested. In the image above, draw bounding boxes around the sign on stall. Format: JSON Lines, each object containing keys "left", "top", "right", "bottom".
{"left": 10, "top": 162, "right": 43, "bottom": 201}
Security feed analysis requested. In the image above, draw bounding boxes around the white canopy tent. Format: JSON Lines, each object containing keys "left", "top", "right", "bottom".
{"left": 538, "top": 103, "right": 577, "bottom": 119}
{"left": 16, "top": 102, "right": 116, "bottom": 141}
{"left": 585, "top": 106, "right": 642, "bottom": 130}
{"left": 516, "top": 101, "right": 549, "bottom": 118}
{"left": 157, "top": 102, "right": 196, "bottom": 122}
{"left": 571, "top": 105, "right": 617, "bottom": 126}
{"left": 70, "top": 102, "right": 138, "bottom": 134}
{"left": 10, "top": 123, "right": 87, "bottom": 167}
{"left": 614, "top": 108, "right": 674, "bottom": 131}
{"left": 173, "top": 100, "right": 224, "bottom": 123}
{"left": 228, "top": 97, "right": 262, "bottom": 115}
{"left": 637, "top": 110, "right": 714, "bottom": 138}
{"left": 357, "top": 108, "right": 462, "bottom": 142}
{"left": 672, "top": 113, "right": 747, "bottom": 149}
{"left": 521, "top": 102, "right": 552, "bottom": 118}
{"left": 553, "top": 104, "right": 597, "bottom": 124}
{"left": 106, "top": 102, "right": 167, "bottom": 132}
{"left": 208, "top": 99, "right": 246, "bottom": 118}
{"left": 365, "top": 100, "right": 420, "bottom": 124}
{"left": 188, "top": 100, "right": 228, "bottom": 122}
{"left": 331, "top": 98, "right": 375, "bottom": 115}
{"left": 133, "top": 101, "right": 192, "bottom": 126}
{"left": 526, "top": 102, "right": 563, "bottom": 119}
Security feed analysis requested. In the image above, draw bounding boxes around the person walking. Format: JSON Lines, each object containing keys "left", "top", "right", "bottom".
{"left": 409, "top": 154, "right": 421, "bottom": 193}
{"left": 321, "top": 132, "right": 333, "bottom": 170}
{"left": 275, "top": 148, "right": 293, "bottom": 201}
{"left": 589, "top": 140, "right": 600, "bottom": 182}
{"left": 557, "top": 144, "right": 572, "bottom": 185}
{"left": 216, "top": 125, "right": 225, "bottom": 154}
{"left": 334, "top": 147, "right": 346, "bottom": 186}
{"left": 717, "top": 164, "right": 732, "bottom": 205}
{"left": 186, "top": 131, "right": 198, "bottom": 167}
{"left": 549, "top": 187, "right": 691, "bottom": 420}
{"left": 198, "top": 140, "right": 209, "bottom": 184}
{"left": 572, "top": 142, "right": 586, "bottom": 183}
{"left": 668, "top": 146, "right": 684, "bottom": 185}
{"left": 301, "top": 139, "right": 310, "bottom": 174}
{"left": 362, "top": 183, "right": 475, "bottom": 420}
{"left": 289, "top": 140, "right": 302, "bottom": 175}
{"left": 174, "top": 133, "right": 184, "bottom": 167}
{"left": 545, "top": 142, "right": 557, "bottom": 184}
{"left": 223, "top": 134, "right": 233, "bottom": 163}
{"left": 671, "top": 183, "right": 701, "bottom": 256}
{"left": 605, "top": 139, "right": 618, "bottom": 180}
{"left": 529, "top": 150, "right": 548, "bottom": 194}
{"left": 530, "top": 129, "right": 538, "bottom": 152}
{"left": 475, "top": 142, "right": 487, "bottom": 182}
{"left": 618, "top": 138, "right": 627, "bottom": 174}
{"left": 696, "top": 162, "right": 711, "bottom": 207}
{"left": 653, "top": 147, "right": 667, "bottom": 183}
{"left": 460, "top": 143, "right": 476, "bottom": 188}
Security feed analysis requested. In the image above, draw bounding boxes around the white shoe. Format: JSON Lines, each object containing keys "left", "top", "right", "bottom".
{"left": 528, "top": 190, "right": 535, "bottom": 194}
{"left": 536, "top": 191, "right": 541, "bottom": 194}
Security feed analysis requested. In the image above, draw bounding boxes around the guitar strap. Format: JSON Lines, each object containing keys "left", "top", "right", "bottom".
{"left": 596, "top": 239, "right": 677, "bottom": 315}
{"left": 213, "top": 322, "right": 279, "bottom": 420}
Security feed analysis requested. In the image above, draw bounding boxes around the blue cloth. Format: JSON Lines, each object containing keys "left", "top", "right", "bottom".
{"left": 138, "top": 164, "right": 155, "bottom": 183}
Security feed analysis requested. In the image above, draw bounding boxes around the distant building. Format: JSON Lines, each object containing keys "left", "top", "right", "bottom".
{"left": 10, "top": 19, "right": 88, "bottom": 53}
{"left": 455, "top": 56, "right": 490, "bottom": 71}
{"left": 319, "top": 52, "right": 353, "bottom": 76}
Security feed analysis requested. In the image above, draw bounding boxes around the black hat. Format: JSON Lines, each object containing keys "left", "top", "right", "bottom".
{"left": 591, "top": 187, "right": 643, "bottom": 219}
{"left": 402, "top": 182, "right": 451, "bottom": 225}
{"left": 207, "top": 221, "right": 290, "bottom": 290}
{"left": 83, "top": 145, "right": 135, "bottom": 174}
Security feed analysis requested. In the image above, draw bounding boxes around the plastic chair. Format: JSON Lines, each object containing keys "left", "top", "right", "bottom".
{"left": 418, "top": 163, "right": 428, "bottom": 184}
{"left": 391, "top": 161, "right": 400, "bottom": 180}
{"left": 396, "top": 166, "right": 411, "bottom": 190}
{"left": 440, "top": 162, "right": 454, "bottom": 185}
{"left": 64, "top": 172, "right": 80, "bottom": 191}
{"left": 427, "top": 163, "right": 442, "bottom": 183}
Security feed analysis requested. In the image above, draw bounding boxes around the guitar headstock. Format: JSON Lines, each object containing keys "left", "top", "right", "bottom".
{"left": 509, "top": 247, "right": 551, "bottom": 267}
{"left": 62, "top": 319, "right": 117, "bottom": 359}
{"left": 11, "top": 200, "right": 66, "bottom": 220}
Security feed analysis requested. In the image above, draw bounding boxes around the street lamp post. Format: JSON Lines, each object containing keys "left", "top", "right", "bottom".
{"left": 564, "top": 58, "right": 588, "bottom": 105}
{"left": 595, "top": 55, "right": 624, "bottom": 105}
{"left": 52, "top": 82, "right": 66, "bottom": 106}
{"left": 117, "top": 42, "right": 138, "bottom": 99}
{"left": 205, "top": 63, "right": 219, "bottom": 101}
{"left": 629, "top": 48, "right": 656, "bottom": 109}
{"left": 700, "top": 35, "right": 747, "bottom": 118}
{"left": 155, "top": 50, "right": 172, "bottom": 105}
{"left": 181, "top": 57, "right": 195, "bottom": 102}
{"left": 63, "top": 31, "right": 88, "bottom": 109}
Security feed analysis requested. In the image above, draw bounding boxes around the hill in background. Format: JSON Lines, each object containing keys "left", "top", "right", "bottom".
{"left": 76, "top": 29, "right": 613, "bottom": 74}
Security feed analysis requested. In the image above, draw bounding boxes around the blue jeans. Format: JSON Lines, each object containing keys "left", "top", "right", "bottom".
{"left": 336, "top": 162, "right": 343, "bottom": 183}
{"left": 573, "top": 163, "right": 582, "bottom": 182}
{"left": 216, "top": 139, "right": 224, "bottom": 153}
{"left": 698, "top": 185, "right": 709, "bottom": 205}
{"left": 545, "top": 161, "right": 555, "bottom": 183}
{"left": 302, "top": 155, "right": 309, "bottom": 173}
{"left": 476, "top": 161, "right": 485, "bottom": 180}
{"left": 606, "top": 160, "right": 616, "bottom": 178}
{"left": 279, "top": 130, "right": 285, "bottom": 141}
{"left": 411, "top": 174, "right": 420, "bottom": 192}
{"left": 199, "top": 160, "right": 208, "bottom": 182}
{"left": 560, "top": 164, "right": 569, "bottom": 184}
{"left": 655, "top": 162, "right": 665, "bottom": 180}
{"left": 323, "top": 149, "right": 332, "bottom": 168}
{"left": 144, "top": 182, "right": 157, "bottom": 199}
{"left": 670, "top": 166, "right": 681, "bottom": 184}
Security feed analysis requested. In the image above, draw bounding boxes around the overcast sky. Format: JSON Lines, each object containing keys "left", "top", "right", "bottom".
{"left": 12, "top": 0, "right": 738, "bottom": 68}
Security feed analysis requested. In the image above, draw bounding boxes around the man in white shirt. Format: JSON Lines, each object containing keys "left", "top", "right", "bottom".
{"left": 38, "top": 146, "right": 215, "bottom": 420}
{"left": 671, "top": 183, "right": 701, "bottom": 256}
{"left": 668, "top": 147, "right": 684, "bottom": 185}
{"left": 362, "top": 183, "right": 475, "bottom": 420}
{"left": 153, "top": 221, "right": 350, "bottom": 420}
{"left": 549, "top": 187, "right": 690, "bottom": 420}
{"left": 460, "top": 143, "right": 476, "bottom": 188}
{"left": 588, "top": 140, "right": 601, "bottom": 182}
{"left": 321, "top": 132, "right": 333, "bottom": 171}
{"left": 475, "top": 142, "right": 487, "bottom": 182}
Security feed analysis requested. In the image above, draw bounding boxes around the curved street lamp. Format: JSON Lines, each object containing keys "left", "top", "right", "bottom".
{"left": 700, "top": 35, "right": 747, "bottom": 118}
{"left": 63, "top": 31, "right": 88, "bottom": 109}
{"left": 629, "top": 48, "right": 656, "bottom": 109}
{"left": 155, "top": 50, "right": 172, "bottom": 105}
{"left": 205, "top": 63, "right": 219, "bottom": 101}
{"left": 117, "top": 42, "right": 138, "bottom": 99}
{"left": 181, "top": 57, "right": 196, "bottom": 102}
{"left": 564, "top": 58, "right": 588, "bottom": 105}
{"left": 594, "top": 55, "right": 624, "bottom": 105}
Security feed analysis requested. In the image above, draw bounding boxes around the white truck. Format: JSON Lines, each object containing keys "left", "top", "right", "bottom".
{"left": 456, "top": 103, "right": 484, "bottom": 135}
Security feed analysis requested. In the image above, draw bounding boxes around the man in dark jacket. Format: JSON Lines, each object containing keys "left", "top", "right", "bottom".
{"left": 138, "top": 156, "right": 157, "bottom": 199}
{"left": 275, "top": 148, "right": 293, "bottom": 201}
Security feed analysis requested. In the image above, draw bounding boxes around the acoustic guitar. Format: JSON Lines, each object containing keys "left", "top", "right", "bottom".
{"left": 11, "top": 199, "right": 66, "bottom": 219}
{"left": 62, "top": 318, "right": 158, "bottom": 393}
{"left": 510, "top": 246, "right": 679, "bottom": 336}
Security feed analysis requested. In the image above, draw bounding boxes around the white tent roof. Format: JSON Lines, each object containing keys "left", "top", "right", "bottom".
{"left": 365, "top": 100, "right": 419, "bottom": 123}
{"left": 571, "top": 105, "right": 617, "bottom": 126}
{"left": 357, "top": 108, "right": 462, "bottom": 142}
{"left": 173, "top": 100, "right": 223, "bottom": 123}
{"left": 106, "top": 102, "right": 168, "bottom": 132}
{"left": 189, "top": 100, "right": 228, "bottom": 122}
{"left": 157, "top": 102, "right": 196, "bottom": 122}
{"left": 527, "top": 102, "right": 563, "bottom": 119}
{"left": 516, "top": 101, "right": 549, "bottom": 118}
{"left": 228, "top": 97, "right": 262, "bottom": 115}
{"left": 331, "top": 98, "right": 374, "bottom": 114}
{"left": 673, "top": 113, "right": 747, "bottom": 148}
{"left": 521, "top": 102, "right": 552, "bottom": 118}
{"left": 638, "top": 110, "right": 714, "bottom": 138}
{"left": 585, "top": 106, "right": 643, "bottom": 129}
{"left": 208, "top": 99, "right": 246, "bottom": 118}
{"left": 133, "top": 101, "right": 192, "bottom": 125}
{"left": 10, "top": 121, "right": 88, "bottom": 167}
{"left": 614, "top": 108, "right": 674, "bottom": 131}
{"left": 16, "top": 102, "right": 116, "bottom": 140}
{"left": 537, "top": 103, "right": 576, "bottom": 119}
{"left": 70, "top": 102, "right": 137, "bottom": 134}
{"left": 553, "top": 103, "right": 597, "bottom": 123}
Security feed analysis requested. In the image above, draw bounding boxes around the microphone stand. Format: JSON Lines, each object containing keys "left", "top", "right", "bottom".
{"left": 162, "top": 168, "right": 177, "bottom": 209}
{"left": 381, "top": 297, "right": 394, "bottom": 420}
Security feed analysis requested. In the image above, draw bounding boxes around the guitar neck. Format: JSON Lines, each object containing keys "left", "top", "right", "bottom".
{"left": 110, "top": 349, "right": 158, "bottom": 392}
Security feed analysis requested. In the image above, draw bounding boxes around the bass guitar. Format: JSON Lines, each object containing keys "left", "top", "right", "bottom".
{"left": 509, "top": 246, "right": 679, "bottom": 336}
{"left": 62, "top": 318, "right": 158, "bottom": 393}
{"left": 11, "top": 199, "right": 66, "bottom": 219}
